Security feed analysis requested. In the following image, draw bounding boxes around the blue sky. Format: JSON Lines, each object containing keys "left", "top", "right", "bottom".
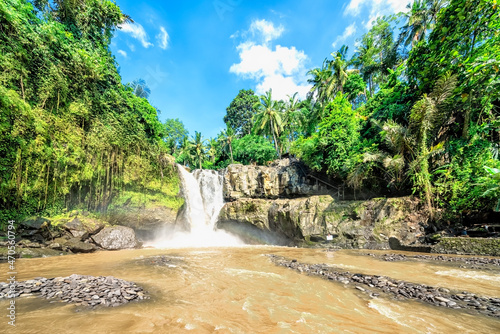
{"left": 110, "top": 0, "right": 413, "bottom": 139}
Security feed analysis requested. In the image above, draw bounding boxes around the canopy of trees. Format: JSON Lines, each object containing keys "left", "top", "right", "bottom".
{"left": 0, "top": 0, "right": 178, "bottom": 222}
{"left": 1, "top": 0, "right": 498, "bottom": 223}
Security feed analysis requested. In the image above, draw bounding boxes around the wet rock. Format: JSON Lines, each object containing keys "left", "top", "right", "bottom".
{"left": 92, "top": 226, "right": 139, "bottom": 250}
{"left": 65, "top": 238, "right": 98, "bottom": 253}
{"left": 220, "top": 196, "right": 427, "bottom": 248}
{"left": 21, "top": 217, "right": 50, "bottom": 230}
{"left": 63, "top": 217, "right": 105, "bottom": 240}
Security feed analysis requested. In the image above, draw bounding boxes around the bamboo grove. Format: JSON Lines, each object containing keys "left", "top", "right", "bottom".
{"left": 0, "top": 0, "right": 178, "bottom": 222}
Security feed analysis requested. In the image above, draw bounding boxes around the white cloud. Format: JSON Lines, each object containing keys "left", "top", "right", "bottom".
{"left": 344, "top": 0, "right": 413, "bottom": 19}
{"left": 156, "top": 26, "right": 169, "bottom": 49}
{"left": 332, "top": 22, "right": 357, "bottom": 48}
{"left": 230, "top": 19, "right": 310, "bottom": 101}
{"left": 117, "top": 50, "right": 127, "bottom": 58}
{"left": 344, "top": 0, "right": 365, "bottom": 16}
{"left": 118, "top": 22, "right": 153, "bottom": 48}
{"left": 249, "top": 19, "right": 285, "bottom": 44}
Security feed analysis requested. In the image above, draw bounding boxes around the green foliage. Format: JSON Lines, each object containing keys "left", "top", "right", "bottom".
{"left": 482, "top": 165, "right": 500, "bottom": 211}
{"left": 344, "top": 73, "right": 366, "bottom": 107}
{"left": 291, "top": 95, "right": 361, "bottom": 177}
{"left": 252, "top": 89, "right": 284, "bottom": 157}
{"left": 232, "top": 135, "right": 277, "bottom": 165}
{"left": 224, "top": 89, "right": 259, "bottom": 137}
{"left": 0, "top": 0, "right": 178, "bottom": 223}
{"left": 164, "top": 118, "right": 189, "bottom": 154}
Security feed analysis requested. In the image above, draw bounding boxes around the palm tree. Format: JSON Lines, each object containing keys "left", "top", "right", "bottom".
{"left": 329, "top": 45, "right": 354, "bottom": 94}
{"left": 208, "top": 138, "right": 217, "bottom": 163}
{"left": 408, "top": 73, "right": 457, "bottom": 219}
{"left": 178, "top": 136, "right": 192, "bottom": 166}
{"left": 189, "top": 131, "right": 207, "bottom": 170}
{"left": 220, "top": 127, "right": 235, "bottom": 164}
{"left": 307, "top": 59, "right": 336, "bottom": 106}
{"left": 400, "top": 0, "right": 446, "bottom": 47}
{"left": 129, "top": 79, "right": 151, "bottom": 99}
{"left": 252, "top": 90, "right": 283, "bottom": 157}
{"left": 308, "top": 45, "right": 357, "bottom": 105}
{"left": 351, "top": 36, "right": 378, "bottom": 94}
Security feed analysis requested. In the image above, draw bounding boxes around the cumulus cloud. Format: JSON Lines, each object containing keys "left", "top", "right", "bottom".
{"left": 117, "top": 50, "right": 127, "bottom": 58}
{"left": 249, "top": 19, "right": 285, "bottom": 43}
{"left": 118, "top": 22, "right": 153, "bottom": 48}
{"left": 156, "top": 26, "right": 169, "bottom": 49}
{"left": 230, "top": 19, "right": 310, "bottom": 101}
{"left": 332, "top": 22, "right": 357, "bottom": 48}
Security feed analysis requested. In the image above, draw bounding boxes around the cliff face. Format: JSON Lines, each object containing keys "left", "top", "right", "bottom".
{"left": 222, "top": 159, "right": 318, "bottom": 200}
{"left": 218, "top": 195, "right": 428, "bottom": 248}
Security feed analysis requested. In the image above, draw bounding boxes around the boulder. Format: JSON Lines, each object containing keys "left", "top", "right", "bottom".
{"left": 62, "top": 217, "right": 105, "bottom": 240}
{"left": 106, "top": 206, "right": 177, "bottom": 234}
{"left": 92, "top": 226, "right": 139, "bottom": 250}
{"left": 65, "top": 238, "right": 98, "bottom": 253}
{"left": 20, "top": 217, "right": 50, "bottom": 230}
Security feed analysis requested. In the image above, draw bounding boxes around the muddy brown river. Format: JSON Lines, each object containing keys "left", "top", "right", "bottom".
{"left": 1, "top": 246, "right": 499, "bottom": 333}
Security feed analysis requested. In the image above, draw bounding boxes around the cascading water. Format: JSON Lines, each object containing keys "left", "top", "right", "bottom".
{"left": 147, "top": 165, "right": 243, "bottom": 248}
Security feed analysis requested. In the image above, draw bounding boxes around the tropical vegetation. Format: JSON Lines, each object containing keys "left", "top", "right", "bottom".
{"left": 1, "top": 0, "right": 499, "bottom": 226}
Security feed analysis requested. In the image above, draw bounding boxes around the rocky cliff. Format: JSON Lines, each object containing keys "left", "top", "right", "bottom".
{"left": 218, "top": 195, "right": 428, "bottom": 248}
{"left": 223, "top": 159, "right": 319, "bottom": 200}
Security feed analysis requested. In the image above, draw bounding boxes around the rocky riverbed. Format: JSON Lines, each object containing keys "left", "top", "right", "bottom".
{"left": 363, "top": 252, "right": 500, "bottom": 270}
{"left": 0, "top": 274, "right": 148, "bottom": 308}
{"left": 268, "top": 255, "right": 500, "bottom": 319}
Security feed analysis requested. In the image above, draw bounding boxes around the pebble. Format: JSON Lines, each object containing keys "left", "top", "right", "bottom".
{"left": 0, "top": 275, "right": 149, "bottom": 308}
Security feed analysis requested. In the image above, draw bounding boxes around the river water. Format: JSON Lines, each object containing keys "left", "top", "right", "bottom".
{"left": 1, "top": 247, "right": 499, "bottom": 333}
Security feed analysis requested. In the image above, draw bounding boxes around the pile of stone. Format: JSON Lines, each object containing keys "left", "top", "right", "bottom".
{"left": 0, "top": 274, "right": 148, "bottom": 308}
{"left": 365, "top": 253, "right": 500, "bottom": 269}
{"left": 267, "top": 255, "right": 500, "bottom": 318}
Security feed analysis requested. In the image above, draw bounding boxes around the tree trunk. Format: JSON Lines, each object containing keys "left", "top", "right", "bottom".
{"left": 229, "top": 143, "right": 234, "bottom": 163}
{"left": 270, "top": 118, "right": 280, "bottom": 158}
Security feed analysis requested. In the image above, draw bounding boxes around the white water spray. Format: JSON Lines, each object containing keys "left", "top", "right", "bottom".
{"left": 147, "top": 165, "right": 244, "bottom": 248}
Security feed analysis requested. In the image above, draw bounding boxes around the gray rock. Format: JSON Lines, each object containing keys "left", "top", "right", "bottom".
{"left": 223, "top": 159, "right": 315, "bottom": 200}
{"left": 65, "top": 238, "right": 98, "bottom": 253}
{"left": 21, "top": 217, "right": 50, "bottom": 230}
{"left": 92, "top": 226, "right": 139, "bottom": 250}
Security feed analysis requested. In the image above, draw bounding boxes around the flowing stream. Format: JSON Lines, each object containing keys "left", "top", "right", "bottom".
{"left": 1, "top": 167, "right": 499, "bottom": 333}
{"left": 1, "top": 248, "right": 499, "bottom": 333}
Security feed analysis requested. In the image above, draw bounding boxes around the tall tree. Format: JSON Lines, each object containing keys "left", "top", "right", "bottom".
{"left": 400, "top": 0, "right": 446, "bottom": 48}
{"left": 220, "top": 126, "right": 235, "bottom": 164}
{"left": 163, "top": 118, "right": 188, "bottom": 154}
{"left": 129, "top": 79, "right": 151, "bottom": 99}
{"left": 252, "top": 90, "right": 283, "bottom": 157}
{"left": 307, "top": 59, "right": 335, "bottom": 106}
{"left": 189, "top": 131, "right": 207, "bottom": 170}
{"left": 223, "top": 89, "right": 259, "bottom": 137}
{"left": 329, "top": 45, "right": 354, "bottom": 94}
{"left": 408, "top": 73, "right": 457, "bottom": 219}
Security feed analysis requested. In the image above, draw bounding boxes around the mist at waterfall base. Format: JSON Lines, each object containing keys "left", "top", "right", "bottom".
{"left": 146, "top": 165, "right": 245, "bottom": 248}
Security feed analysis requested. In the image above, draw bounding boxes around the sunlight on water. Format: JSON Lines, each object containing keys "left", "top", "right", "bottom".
{"left": 435, "top": 269, "right": 500, "bottom": 283}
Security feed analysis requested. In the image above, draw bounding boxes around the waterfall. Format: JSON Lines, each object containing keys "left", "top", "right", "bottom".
{"left": 147, "top": 165, "right": 243, "bottom": 248}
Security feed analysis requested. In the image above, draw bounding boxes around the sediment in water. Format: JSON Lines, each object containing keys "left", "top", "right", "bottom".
{"left": 267, "top": 254, "right": 500, "bottom": 319}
